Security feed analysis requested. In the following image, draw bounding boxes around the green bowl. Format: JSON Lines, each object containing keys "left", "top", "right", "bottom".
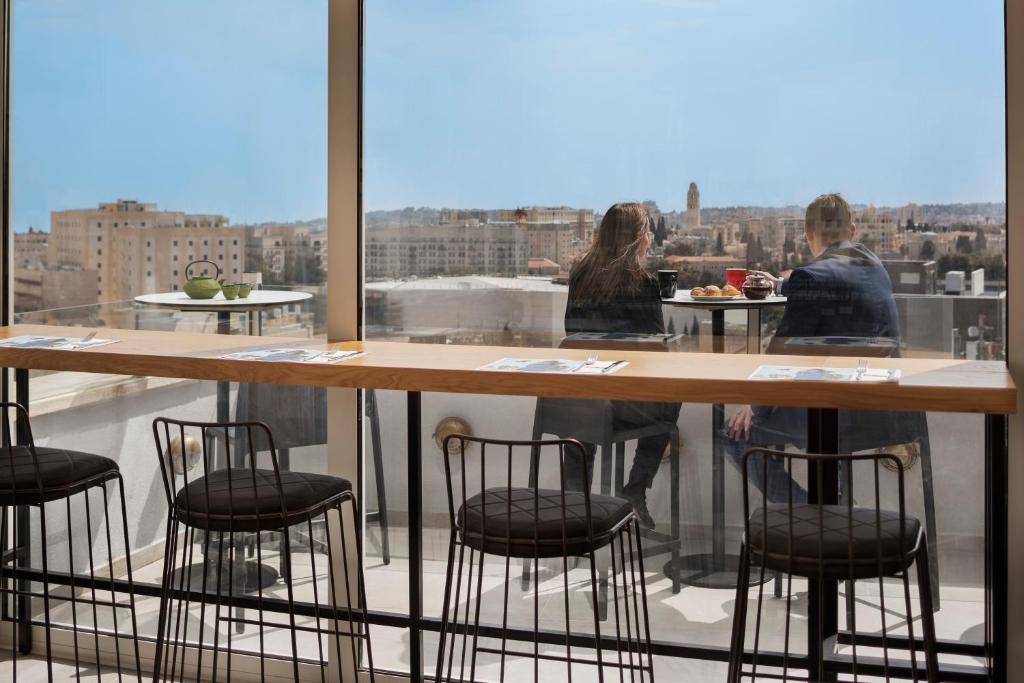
{"left": 221, "top": 284, "right": 240, "bottom": 300}
{"left": 237, "top": 283, "right": 252, "bottom": 298}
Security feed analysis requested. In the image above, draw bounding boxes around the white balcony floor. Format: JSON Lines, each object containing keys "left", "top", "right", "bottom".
{"left": 3, "top": 521, "right": 988, "bottom": 682}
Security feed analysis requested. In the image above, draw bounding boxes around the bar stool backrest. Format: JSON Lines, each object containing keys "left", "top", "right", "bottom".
{"left": 0, "top": 401, "right": 41, "bottom": 495}
{"left": 151, "top": 417, "right": 287, "bottom": 521}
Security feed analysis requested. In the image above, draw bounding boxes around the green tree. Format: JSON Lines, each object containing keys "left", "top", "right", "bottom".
{"left": 655, "top": 216, "right": 668, "bottom": 246}
{"left": 920, "top": 240, "right": 936, "bottom": 261}
{"left": 714, "top": 233, "right": 726, "bottom": 256}
{"left": 955, "top": 235, "right": 973, "bottom": 254}
{"left": 936, "top": 253, "right": 971, "bottom": 276}
{"left": 664, "top": 240, "right": 695, "bottom": 257}
{"left": 975, "top": 229, "right": 988, "bottom": 253}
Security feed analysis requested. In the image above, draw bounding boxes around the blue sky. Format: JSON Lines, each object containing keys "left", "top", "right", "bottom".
{"left": 10, "top": 1, "right": 1005, "bottom": 231}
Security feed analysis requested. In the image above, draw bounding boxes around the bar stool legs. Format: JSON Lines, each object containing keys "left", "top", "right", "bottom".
{"left": 151, "top": 418, "right": 374, "bottom": 683}
{"left": 0, "top": 400, "right": 141, "bottom": 681}
{"left": 1, "top": 475, "right": 142, "bottom": 681}
{"left": 436, "top": 435, "right": 654, "bottom": 683}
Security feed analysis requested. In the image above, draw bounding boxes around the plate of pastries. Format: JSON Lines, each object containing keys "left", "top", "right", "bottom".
{"left": 688, "top": 284, "right": 742, "bottom": 301}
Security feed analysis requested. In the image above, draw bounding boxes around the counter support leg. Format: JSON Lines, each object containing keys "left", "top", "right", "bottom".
{"left": 14, "top": 368, "right": 31, "bottom": 654}
{"left": 986, "top": 413, "right": 1007, "bottom": 681}
{"left": 407, "top": 391, "right": 423, "bottom": 683}
{"left": 807, "top": 406, "right": 839, "bottom": 683}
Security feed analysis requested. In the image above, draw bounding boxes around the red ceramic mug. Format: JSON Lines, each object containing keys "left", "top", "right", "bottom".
{"left": 725, "top": 268, "right": 748, "bottom": 290}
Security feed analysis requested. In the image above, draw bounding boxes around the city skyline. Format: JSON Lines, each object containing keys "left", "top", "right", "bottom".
{"left": 9, "top": 1, "right": 1006, "bottom": 232}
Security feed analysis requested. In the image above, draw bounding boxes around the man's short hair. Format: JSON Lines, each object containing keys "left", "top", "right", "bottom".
{"left": 805, "top": 193, "right": 852, "bottom": 243}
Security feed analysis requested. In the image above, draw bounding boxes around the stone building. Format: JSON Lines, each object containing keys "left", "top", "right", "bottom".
{"left": 48, "top": 199, "right": 244, "bottom": 302}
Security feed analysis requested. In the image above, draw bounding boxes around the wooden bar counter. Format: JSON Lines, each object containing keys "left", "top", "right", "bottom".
{"left": 0, "top": 325, "right": 1013, "bottom": 414}
{"left": 0, "top": 323, "right": 1015, "bottom": 683}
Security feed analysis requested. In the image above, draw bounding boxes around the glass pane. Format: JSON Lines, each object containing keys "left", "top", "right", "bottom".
{"left": 365, "top": 1, "right": 1005, "bottom": 679}
{"left": 9, "top": 0, "right": 329, "bottom": 666}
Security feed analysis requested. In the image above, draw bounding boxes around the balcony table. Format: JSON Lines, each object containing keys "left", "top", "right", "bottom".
{"left": 134, "top": 289, "right": 312, "bottom": 336}
{"left": 0, "top": 324, "right": 1014, "bottom": 682}
{"left": 661, "top": 292, "right": 789, "bottom": 588}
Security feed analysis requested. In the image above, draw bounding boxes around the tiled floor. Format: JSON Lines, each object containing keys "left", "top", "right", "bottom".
{"left": 2, "top": 523, "right": 988, "bottom": 682}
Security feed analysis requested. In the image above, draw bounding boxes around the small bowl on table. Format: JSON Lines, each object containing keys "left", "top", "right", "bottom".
{"left": 221, "top": 284, "right": 240, "bottom": 300}
{"left": 237, "top": 283, "right": 252, "bottom": 299}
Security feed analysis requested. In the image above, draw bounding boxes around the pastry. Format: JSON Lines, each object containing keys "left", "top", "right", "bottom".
{"left": 705, "top": 285, "right": 721, "bottom": 295}
{"left": 690, "top": 287, "right": 706, "bottom": 297}
{"left": 722, "top": 285, "right": 741, "bottom": 296}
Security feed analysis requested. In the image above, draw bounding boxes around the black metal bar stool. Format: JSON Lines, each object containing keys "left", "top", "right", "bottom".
{"left": 524, "top": 396, "right": 681, "bottom": 601}
{"left": 727, "top": 447, "right": 938, "bottom": 683}
{"left": 0, "top": 401, "right": 141, "bottom": 681}
{"left": 151, "top": 417, "right": 374, "bottom": 683}
{"left": 436, "top": 434, "right": 653, "bottom": 683}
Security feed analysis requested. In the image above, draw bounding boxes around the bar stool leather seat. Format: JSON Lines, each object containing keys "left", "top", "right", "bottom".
{"left": 458, "top": 486, "right": 633, "bottom": 558}
{"left": 0, "top": 446, "right": 118, "bottom": 504}
{"left": 174, "top": 468, "right": 352, "bottom": 532}
{"left": 748, "top": 504, "right": 922, "bottom": 580}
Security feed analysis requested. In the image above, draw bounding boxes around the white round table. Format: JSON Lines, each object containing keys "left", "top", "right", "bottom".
{"left": 134, "top": 290, "right": 312, "bottom": 335}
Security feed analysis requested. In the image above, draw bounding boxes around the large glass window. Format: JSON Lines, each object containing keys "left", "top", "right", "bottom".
{"left": 9, "top": 0, "right": 329, "bottom": 659}
{"left": 364, "top": 1, "right": 1005, "bottom": 678}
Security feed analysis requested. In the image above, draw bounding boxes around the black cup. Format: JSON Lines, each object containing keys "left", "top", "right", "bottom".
{"left": 657, "top": 269, "right": 678, "bottom": 298}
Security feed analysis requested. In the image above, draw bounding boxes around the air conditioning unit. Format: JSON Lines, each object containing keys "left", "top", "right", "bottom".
{"left": 945, "top": 270, "right": 965, "bottom": 295}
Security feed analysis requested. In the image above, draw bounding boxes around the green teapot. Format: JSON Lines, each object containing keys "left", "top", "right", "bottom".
{"left": 183, "top": 260, "right": 222, "bottom": 300}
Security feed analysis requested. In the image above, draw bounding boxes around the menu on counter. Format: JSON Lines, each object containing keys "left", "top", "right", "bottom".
{"left": 479, "top": 358, "right": 628, "bottom": 375}
{"left": 0, "top": 335, "right": 119, "bottom": 351}
{"left": 749, "top": 365, "right": 901, "bottom": 383}
{"left": 220, "top": 348, "right": 364, "bottom": 364}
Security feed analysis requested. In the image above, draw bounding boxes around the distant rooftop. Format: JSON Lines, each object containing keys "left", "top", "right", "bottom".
{"left": 365, "top": 275, "right": 567, "bottom": 292}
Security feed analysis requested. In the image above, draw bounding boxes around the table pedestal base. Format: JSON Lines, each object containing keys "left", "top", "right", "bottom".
{"left": 168, "top": 557, "right": 279, "bottom": 596}
{"left": 664, "top": 553, "right": 772, "bottom": 590}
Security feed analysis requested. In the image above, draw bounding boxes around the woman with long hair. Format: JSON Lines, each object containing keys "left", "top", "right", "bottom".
{"left": 563, "top": 202, "right": 681, "bottom": 529}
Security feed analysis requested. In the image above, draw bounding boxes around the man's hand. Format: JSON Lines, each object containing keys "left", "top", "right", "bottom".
{"left": 726, "top": 405, "right": 754, "bottom": 440}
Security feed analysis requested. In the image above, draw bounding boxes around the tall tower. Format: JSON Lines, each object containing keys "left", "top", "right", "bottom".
{"left": 686, "top": 182, "right": 701, "bottom": 228}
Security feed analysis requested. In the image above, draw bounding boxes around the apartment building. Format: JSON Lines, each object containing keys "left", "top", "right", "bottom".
{"left": 526, "top": 221, "right": 586, "bottom": 270}
{"left": 48, "top": 199, "right": 245, "bottom": 301}
{"left": 854, "top": 206, "right": 901, "bottom": 255}
{"left": 14, "top": 228, "right": 49, "bottom": 268}
{"left": 493, "top": 206, "right": 594, "bottom": 242}
{"left": 244, "top": 224, "right": 327, "bottom": 275}
{"left": 365, "top": 221, "right": 528, "bottom": 279}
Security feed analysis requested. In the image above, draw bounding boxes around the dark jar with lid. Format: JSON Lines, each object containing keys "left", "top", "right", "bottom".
{"left": 741, "top": 272, "right": 774, "bottom": 300}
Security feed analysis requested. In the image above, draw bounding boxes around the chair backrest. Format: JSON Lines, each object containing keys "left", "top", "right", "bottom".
{"left": 440, "top": 433, "right": 597, "bottom": 545}
{"left": 739, "top": 447, "right": 912, "bottom": 580}
{"left": 235, "top": 383, "right": 327, "bottom": 451}
{"left": 0, "top": 402, "right": 41, "bottom": 494}
{"left": 773, "top": 336, "right": 929, "bottom": 452}
{"left": 151, "top": 417, "right": 285, "bottom": 512}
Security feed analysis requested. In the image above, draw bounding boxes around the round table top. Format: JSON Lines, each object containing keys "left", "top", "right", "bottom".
{"left": 134, "top": 289, "right": 312, "bottom": 312}
{"left": 662, "top": 293, "right": 787, "bottom": 309}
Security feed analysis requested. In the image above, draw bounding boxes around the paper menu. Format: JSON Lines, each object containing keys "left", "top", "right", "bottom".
{"left": 0, "top": 335, "right": 118, "bottom": 351}
{"left": 748, "top": 365, "right": 900, "bottom": 383}
{"left": 220, "top": 348, "right": 363, "bottom": 364}
{"left": 479, "top": 358, "right": 628, "bottom": 375}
